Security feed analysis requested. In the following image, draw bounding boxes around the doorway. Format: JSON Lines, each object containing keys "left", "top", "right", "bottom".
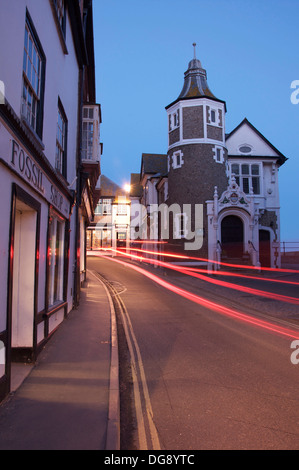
{"left": 7, "top": 185, "right": 40, "bottom": 392}
{"left": 221, "top": 215, "right": 244, "bottom": 259}
{"left": 259, "top": 229, "right": 271, "bottom": 267}
{"left": 11, "top": 199, "right": 37, "bottom": 361}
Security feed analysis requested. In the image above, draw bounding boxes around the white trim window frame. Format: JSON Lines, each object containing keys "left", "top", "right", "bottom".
{"left": 21, "top": 16, "right": 45, "bottom": 138}
{"left": 82, "top": 106, "right": 97, "bottom": 161}
{"left": 116, "top": 204, "right": 128, "bottom": 216}
{"left": 172, "top": 150, "right": 184, "bottom": 169}
{"left": 169, "top": 108, "right": 180, "bottom": 131}
{"left": 207, "top": 106, "right": 221, "bottom": 127}
{"left": 213, "top": 145, "right": 224, "bottom": 164}
{"left": 230, "top": 162, "right": 262, "bottom": 195}
{"left": 102, "top": 198, "right": 112, "bottom": 215}
{"left": 175, "top": 212, "right": 188, "bottom": 239}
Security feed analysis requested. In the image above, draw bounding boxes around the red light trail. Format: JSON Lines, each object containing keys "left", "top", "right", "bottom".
{"left": 91, "top": 248, "right": 299, "bottom": 305}
{"left": 128, "top": 247, "right": 299, "bottom": 286}
{"left": 88, "top": 251, "right": 299, "bottom": 340}
{"left": 127, "top": 245, "right": 299, "bottom": 274}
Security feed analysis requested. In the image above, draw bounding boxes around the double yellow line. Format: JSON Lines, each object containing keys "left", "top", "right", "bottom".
{"left": 90, "top": 269, "right": 161, "bottom": 451}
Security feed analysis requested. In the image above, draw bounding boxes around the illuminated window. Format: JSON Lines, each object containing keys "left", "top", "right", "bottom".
{"left": 117, "top": 204, "right": 128, "bottom": 216}
{"left": 48, "top": 212, "right": 65, "bottom": 306}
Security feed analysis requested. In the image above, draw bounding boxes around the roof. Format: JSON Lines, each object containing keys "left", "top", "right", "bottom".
{"left": 98, "top": 175, "right": 126, "bottom": 198}
{"left": 130, "top": 173, "right": 143, "bottom": 198}
{"left": 166, "top": 50, "right": 226, "bottom": 111}
{"left": 141, "top": 153, "right": 168, "bottom": 176}
{"left": 226, "top": 118, "right": 287, "bottom": 166}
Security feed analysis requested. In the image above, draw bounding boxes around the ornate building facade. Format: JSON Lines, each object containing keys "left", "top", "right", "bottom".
{"left": 131, "top": 47, "right": 286, "bottom": 270}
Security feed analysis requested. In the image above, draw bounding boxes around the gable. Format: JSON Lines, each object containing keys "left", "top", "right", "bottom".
{"left": 226, "top": 119, "right": 286, "bottom": 164}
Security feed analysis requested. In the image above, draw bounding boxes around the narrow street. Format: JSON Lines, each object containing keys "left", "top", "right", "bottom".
{"left": 88, "top": 254, "right": 299, "bottom": 450}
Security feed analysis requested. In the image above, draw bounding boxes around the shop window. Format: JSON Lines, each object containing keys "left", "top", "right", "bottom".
{"left": 21, "top": 12, "right": 45, "bottom": 139}
{"left": 48, "top": 212, "right": 65, "bottom": 306}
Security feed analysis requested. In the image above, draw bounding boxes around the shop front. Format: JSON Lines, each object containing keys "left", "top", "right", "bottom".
{"left": 0, "top": 113, "right": 74, "bottom": 400}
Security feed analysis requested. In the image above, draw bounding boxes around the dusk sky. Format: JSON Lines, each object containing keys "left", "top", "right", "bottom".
{"left": 93, "top": 0, "right": 299, "bottom": 242}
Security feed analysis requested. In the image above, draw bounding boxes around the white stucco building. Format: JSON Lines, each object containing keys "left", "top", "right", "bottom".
{"left": 0, "top": 0, "right": 101, "bottom": 401}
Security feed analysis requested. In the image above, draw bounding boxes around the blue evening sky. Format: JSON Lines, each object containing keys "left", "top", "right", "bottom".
{"left": 93, "top": 0, "right": 299, "bottom": 242}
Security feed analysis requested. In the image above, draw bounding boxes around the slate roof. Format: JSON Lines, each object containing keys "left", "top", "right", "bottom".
{"left": 130, "top": 173, "right": 143, "bottom": 198}
{"left": 141, "top": 153, "right": 168, "bottom": 176}
{"left": 98, "top": 175, "right": 126, "bottom": 198}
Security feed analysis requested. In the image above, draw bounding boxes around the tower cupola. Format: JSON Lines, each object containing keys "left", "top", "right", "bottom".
{"left": 177, "top": 43, "right": 217, "bottom": 100}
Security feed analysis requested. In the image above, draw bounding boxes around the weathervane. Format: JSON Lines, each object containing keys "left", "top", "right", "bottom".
{"left": 193, "top": 42, "right": 197, "bottom": 60}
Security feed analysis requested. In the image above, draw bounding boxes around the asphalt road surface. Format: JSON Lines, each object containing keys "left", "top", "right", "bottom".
{"left": 88, "top": 255, "right": 299, "bottom": 450}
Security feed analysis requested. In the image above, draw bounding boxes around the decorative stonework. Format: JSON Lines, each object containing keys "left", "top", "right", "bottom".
{"left": 218, "top": 177, "right": 250, "bottom": 210}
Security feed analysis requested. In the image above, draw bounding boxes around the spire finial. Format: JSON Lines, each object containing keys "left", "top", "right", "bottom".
{"left": 192, "top": 42, "right": 197, "bottom": 59}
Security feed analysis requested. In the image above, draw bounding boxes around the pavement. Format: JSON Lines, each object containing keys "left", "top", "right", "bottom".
{"left": 0, "top": 270, "right": 119, "bottom": 451}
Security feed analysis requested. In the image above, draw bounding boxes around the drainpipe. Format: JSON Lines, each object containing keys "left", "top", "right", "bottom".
{"left": 73, "top": 66, "right": 84, "bottom": 308}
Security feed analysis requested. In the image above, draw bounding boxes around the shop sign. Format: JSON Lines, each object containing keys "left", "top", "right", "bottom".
{"left": 0, "top": 121, "right": 70, "bottom": 218}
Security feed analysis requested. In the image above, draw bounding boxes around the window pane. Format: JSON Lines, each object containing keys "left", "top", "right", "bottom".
{"left": 242, "top": 177, "right": 249, "bottom": 193}
{"left": 252, "top": 177, "right": 260, "bottom": 194}
{"left": 231, "top": 164, "right": 239, "bottom": 175}
{"left": 23, "top": 49, "right": 27, "bottom": 73}
{"left": 24, "top": 26, "right": 28, "bottom": 51}
{"left": 28, "top": 37, "right": 33, "bottom": 60}
{"left": 22, "top": 20, "right": 43, "bottom": 134}
{"left": 241, "top": 164, "right": 249, "bottom": 175}
{"left": 252, "top": 164, "right": 259, "bottom": 175}
{"left": 48, "top": 216, "right": 65, "bottom": 306}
